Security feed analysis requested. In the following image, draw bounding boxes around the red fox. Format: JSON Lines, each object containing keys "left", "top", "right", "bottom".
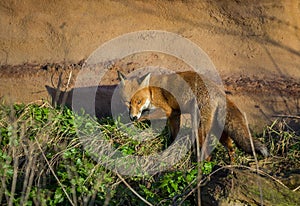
{"left": 117, "top": 71, "right": 269, "bottom": 159}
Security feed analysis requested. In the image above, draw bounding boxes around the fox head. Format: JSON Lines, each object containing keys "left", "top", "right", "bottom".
{"left": 128, "top": 88, "right": 152, "bottom": 121}
{"left": 117, "top": 71, "right": 152, "bottom": 121}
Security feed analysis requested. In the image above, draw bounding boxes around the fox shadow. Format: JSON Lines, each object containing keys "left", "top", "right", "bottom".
{"left": 45, "top": 84, "right": 126, "bottom": 120}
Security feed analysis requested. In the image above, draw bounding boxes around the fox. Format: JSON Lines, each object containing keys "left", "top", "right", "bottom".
{"left": 117, "top": 71, "right": 269, "bottom": 160}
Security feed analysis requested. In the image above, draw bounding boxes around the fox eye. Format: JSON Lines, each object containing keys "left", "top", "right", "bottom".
{"left": 137, "top": 100, "right": 141, "bottom": 105}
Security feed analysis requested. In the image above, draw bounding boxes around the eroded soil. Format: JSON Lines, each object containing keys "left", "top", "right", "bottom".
{"left": 1, "top": 0, "right": 300, "bottom": 205}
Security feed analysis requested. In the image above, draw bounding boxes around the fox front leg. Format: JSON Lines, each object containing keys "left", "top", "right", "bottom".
{"left": 167, "top": 111, "right": 181, "bottom": 141}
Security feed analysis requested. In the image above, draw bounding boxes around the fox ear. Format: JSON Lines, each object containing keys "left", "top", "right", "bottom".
{"left": 139, "top": 73, "right": 151, "bottom": 88}
{"left": 117, "top": 71, "right": 127, "bottom": 86}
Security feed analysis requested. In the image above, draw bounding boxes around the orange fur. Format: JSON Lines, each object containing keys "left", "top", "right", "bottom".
{"left": 118, "top": 71, "right": 268, "bottom": 160}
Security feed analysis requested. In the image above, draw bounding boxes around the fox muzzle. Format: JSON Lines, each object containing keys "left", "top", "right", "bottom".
{"left": 129, "top": 108, "right": 141, "bottom": 121}
{"left": 130, "top": 115, "right": 138, "bottom": 121}
{"left": 129, "top": 98, "right": 151, "bottom": 122}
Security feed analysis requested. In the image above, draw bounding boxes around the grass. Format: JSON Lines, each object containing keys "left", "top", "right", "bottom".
{"left": 0, "top": 101, "right": 299, "bottom": 205}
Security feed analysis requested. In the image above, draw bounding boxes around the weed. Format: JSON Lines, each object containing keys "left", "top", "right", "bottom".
{"left": 0, "top": 101, "right": 299, "bottom": 205}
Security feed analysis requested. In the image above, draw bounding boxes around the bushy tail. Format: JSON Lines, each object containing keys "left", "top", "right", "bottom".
{"left": 224, "top": 99, "right": 269, "bottom": 157}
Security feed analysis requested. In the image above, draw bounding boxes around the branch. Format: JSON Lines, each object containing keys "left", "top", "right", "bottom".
{"left": 272, "top": 115, "right": 300, "bottom": 119}
{"left": 115, "top": 172, "right": 153, "bottom": 206}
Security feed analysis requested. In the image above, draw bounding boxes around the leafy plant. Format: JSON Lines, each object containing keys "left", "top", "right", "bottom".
{"left": 1, "top": 101, "right": 298, "bottom": 205}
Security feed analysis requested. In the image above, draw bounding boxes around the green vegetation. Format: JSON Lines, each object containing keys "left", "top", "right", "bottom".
{"left": 0, "top": 101, "right": 299, "bottom": 205}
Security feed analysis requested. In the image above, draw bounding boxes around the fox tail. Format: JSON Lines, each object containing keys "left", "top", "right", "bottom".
{"left": 224, "top": 99, "right": 269, "bottom": 157}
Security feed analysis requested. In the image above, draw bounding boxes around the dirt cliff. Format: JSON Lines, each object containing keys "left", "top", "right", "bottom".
{"left": 0, "top": 0, "right": 299, "bottom": 131}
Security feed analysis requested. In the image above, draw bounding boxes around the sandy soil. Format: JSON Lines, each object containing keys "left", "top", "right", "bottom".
{"left": 0, "top": 0, "right": 299, "bottom": 131}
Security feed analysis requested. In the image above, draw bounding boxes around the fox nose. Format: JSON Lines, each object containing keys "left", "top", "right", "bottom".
{"left": 130, "top": 115, "right": 138, "bottom": 121}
